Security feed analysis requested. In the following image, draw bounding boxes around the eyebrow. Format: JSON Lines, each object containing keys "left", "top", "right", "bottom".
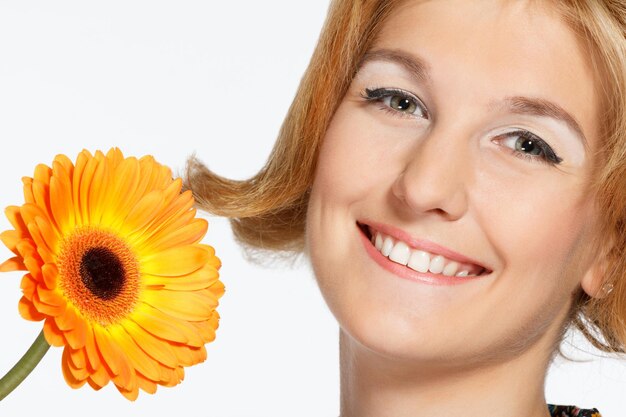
{"left": 360, "top": 48, "right": 589, "bottom": 148}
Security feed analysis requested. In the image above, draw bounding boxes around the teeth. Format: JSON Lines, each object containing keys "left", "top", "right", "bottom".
{"left": 375, "top": 233, "right": 383, "bottom": 251}
{"left": 370, "top": 230, "right": 483, "bottom": 277}
{"left": 407, "top": 250, "right": 430, "bottom": 273}
{"left": 428, "top": 255, "right": 445, "bottom": 274}
{"left": 442, "top": 261, "right": 459, "bottom": 276}
{"left": 388, "top": 241, "right": 410, "bottom": 265}
{"left": 381, "top": 236, "right": 394, "bottom": 257}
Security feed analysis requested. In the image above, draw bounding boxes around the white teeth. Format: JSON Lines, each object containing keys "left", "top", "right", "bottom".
{"left": 388, "top": 241, "right": 410, "bottom": 265}
{"left": 407, "top": 250, "right": 430, "bottom": 273}
{"left": 368, "top": 228, "right": 484, "bottom": 277}
{"left": 428, "top": 255, "right": 445, "bottom": 274}
{"left": 374, "top": 233, "right": 383, "bottom": 251}
{"left": 442, "top": 261, "right": 459, "bottom": 276}
{"left": 381, "top": 236, "right": 394, "bottom": 257}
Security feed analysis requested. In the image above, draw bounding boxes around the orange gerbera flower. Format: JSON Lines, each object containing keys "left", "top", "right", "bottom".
{"left": 0, "top": 148, "right": 224, "bottom": 400}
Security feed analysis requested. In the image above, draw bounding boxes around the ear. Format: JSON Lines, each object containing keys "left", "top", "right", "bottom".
{"left": 580, "top": 257, "right": 612, "bottom": 299}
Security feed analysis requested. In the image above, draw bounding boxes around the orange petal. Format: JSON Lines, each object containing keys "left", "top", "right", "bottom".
{"left": 18, "top": 296, "right": 45, "bottom": 321}
{"left": 122, "top": 320, "right": 178, "bottom": 368}
{"left": 41, "top": 263, "right": 58, "bottom": 290}
{"left": 115, "top": 384, "right": 139, "bottom": 401}
{"left": 87, "top": 156, "right": 111, "bottom": 226}
{"left": 208, "top": 279, "right": 225, "bottom": 299}
{"left": 136, "top": 372, "right": 158, "bottom": 394}
{"left": 5, "top": 206, "right": 28, "bottom": 233}
{"left": 192, "top": 320, "right": 217, "bottom": 343}
{"left": 55, "top": 304, "right": 78, "bottom": 331}
{"left": 83, "top": 325, "right": 101, "bottom": 371}
{"left": 49, "top": 161, "right": 76, "bottom": 234}
{"left": 0, "top": 256, "right": 27, "bottom": 272}
{"left": 130, "top": 304, "right": 189, "bottom": 345}
{"left": 93, "top": 326, "right": 136, "bottom": 392}
{"left": 34, "top": 216, "right": 58, "bottom": 255}
{"left": 65, "top": 315, "right": 87, "bottom": 350}
{"left": 43, "top": 317, "right": 67, "bottom": 347}
{"left": 22, "top": 176, "right": 35, "bottom": 205}
{"left": 101, "top": 157, "right": 140, "bottom": 227}
{"left": 31, "top": 180, "right": 52, "bottom": 223}
{"left": 36, "top": 286, "right": 65, "bottom": 307}
{"left": 68, "top": 345, "right": 87, "bottom": 370}
{"left": 141, "top": 244, "right": 209, "bottom": 277}
{"left": 122, "top": 191, "right": 165, "bottom": 235}
{"left": 26, "top": 222, "right": 55, "bottom": 264}
{"left": 62, "top": 348, "right": 88, "bottom": 388}
{"left": 71, "top": 150, "right": 89, "bottom": 226}
{"left": 110, "top": 325, "right": 161, "bottom": 381}
{"left": 32, "top": 290, "right": 65, "bottom": 317}
{"left": 87, "top": 364, "right": 110, "bottom": 390}
{"left": 0, "top": 230, "right": 22, "bottom": 255}
{"left": 143, "top": 218, "right": 208, "bottom": 254}
{"left": 78, "top": 151, "right": 99, "bottom": 225}
{"left": 33, "top": 163, "right": 52, "bottom": 185}
{"left": 20, "top": 273, "right": 38, "bottom": 298}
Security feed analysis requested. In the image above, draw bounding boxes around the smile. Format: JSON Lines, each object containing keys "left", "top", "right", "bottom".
{"left": 357, "top": 221, "right": 491, "bottom": 285}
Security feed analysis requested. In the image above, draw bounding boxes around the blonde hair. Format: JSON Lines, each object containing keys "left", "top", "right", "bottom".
{"left": 185, "top": 0, "right": 626, "bottom": 353}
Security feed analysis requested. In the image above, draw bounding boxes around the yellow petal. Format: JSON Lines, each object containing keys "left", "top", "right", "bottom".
{"left": 141, "top": 245, "right": 209, "bottom": 277}
{"left": 143, "top": 288, "right": 217, "bottom": 321}
{"left": 143, "top": 264, "right": 219, "bottom": 291}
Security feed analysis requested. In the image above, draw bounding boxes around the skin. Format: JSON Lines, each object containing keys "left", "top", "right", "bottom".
{"left": 304, "top": 1, "right": 607, "bottom": 416}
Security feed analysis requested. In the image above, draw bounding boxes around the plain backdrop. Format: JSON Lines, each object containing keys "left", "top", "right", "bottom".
{"left": 0, "top": 1, "right": 624, "bottom": 416}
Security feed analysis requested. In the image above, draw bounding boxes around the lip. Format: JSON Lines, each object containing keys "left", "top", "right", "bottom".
{"left": 356, "top": 221, "right": 491, "bottom": 286}
{"left": 358, "top": 219, "right": 491, "bottom": 273}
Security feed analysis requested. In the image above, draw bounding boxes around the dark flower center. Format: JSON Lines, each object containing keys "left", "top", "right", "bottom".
{"left": 80, "top": 247, "right": 125, "bottom": 300}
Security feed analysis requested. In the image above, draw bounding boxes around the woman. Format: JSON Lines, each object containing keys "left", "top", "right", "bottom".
{"left": 186, "top": 0, "right": 626, "bottom": 416}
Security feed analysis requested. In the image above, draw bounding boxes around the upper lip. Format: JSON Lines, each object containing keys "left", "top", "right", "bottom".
{"left": 358, "top": 219, "right": 492, "bottom": 273}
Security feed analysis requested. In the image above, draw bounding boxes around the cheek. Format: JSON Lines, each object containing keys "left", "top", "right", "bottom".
{"left": 473, "top": 166, "right": 592, "bottom": 328}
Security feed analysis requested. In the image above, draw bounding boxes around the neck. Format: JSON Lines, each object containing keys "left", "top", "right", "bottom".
{"left": 338, "top": 330, "right": 553, "bottom": 417}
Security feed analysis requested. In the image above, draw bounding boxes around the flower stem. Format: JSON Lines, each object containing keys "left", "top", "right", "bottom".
{"left": 0, "top": 330, "right": 50, "bottom": 401}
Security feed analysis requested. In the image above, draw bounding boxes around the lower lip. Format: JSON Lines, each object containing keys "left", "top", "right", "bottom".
{"left": 358, "top": 223, "right": 484, "bottom": 286}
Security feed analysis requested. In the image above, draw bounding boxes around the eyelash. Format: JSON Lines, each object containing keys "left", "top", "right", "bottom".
{"left": 359, "top": 87, "right": 563, "bottom": 166}
{"left": 360, "top": 87, "right": 429, "bottom": 119}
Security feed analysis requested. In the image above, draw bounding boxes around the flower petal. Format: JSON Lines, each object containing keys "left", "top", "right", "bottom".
{"left": 141, "top": 245, "right": 209, "bottom": 277}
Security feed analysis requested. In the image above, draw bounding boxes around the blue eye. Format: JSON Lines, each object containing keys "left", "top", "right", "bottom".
{"left": 496, "top": 130, "right": 563, "bottom": 165}
{"left": 361, "top": 87, "right": 429, "bottom": 119}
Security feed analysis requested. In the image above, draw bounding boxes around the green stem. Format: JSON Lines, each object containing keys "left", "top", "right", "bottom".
{"left": 0, "top": 330, "right": 50, "bottom": 401}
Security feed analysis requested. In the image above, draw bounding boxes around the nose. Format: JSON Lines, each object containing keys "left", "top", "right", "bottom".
{"left": 391, "top": 129, "right": 470, "bottom": 221}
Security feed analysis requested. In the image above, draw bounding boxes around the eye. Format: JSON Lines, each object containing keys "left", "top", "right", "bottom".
{"left": 494, "top": 130, "right": 563, "bottom": 165}
{"left": 361, "top": 87, "right": 429, "bottom": 119}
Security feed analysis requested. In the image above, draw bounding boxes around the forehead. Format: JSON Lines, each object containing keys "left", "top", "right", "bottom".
{"left": 370, "top": 0, "right": 601, "bottom": 148}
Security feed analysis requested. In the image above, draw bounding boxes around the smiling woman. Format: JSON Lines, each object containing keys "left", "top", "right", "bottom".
{"left": 185, "top": 1, "right": 626, "bottom": 416}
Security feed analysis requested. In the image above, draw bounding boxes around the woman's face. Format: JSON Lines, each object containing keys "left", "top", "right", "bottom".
{"left": 306, "top": 0, "right": 603, "bottom": 367}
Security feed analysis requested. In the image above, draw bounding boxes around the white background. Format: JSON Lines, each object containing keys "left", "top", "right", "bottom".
{"left": 0, "top": 1, "right": 624, "bottom": 416}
